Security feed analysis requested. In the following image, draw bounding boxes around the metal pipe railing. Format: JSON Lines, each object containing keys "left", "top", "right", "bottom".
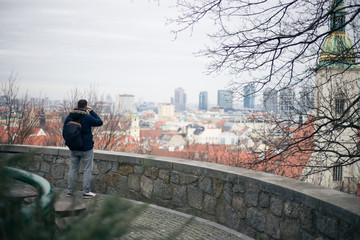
{"left": 2, "top": 167, "right": 56, "bottom": 239}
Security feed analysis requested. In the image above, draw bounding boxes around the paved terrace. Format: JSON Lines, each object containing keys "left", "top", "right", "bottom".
{"left": 55, "top": 188, "right": 252, "bottom": 240}
{"left": 1, "top": 145, "right": 360, "bottom": 239}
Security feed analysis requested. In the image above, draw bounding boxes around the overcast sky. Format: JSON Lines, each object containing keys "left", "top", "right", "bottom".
{"left": 0, "top": 0, "right": 232, "bottom": 105}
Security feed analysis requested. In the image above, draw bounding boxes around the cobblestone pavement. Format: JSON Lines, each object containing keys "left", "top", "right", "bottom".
{"left": 56, "top": 189, "right": 253, "bottom": 240}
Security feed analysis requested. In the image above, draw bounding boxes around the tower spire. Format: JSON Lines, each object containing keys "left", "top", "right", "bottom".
{"left": 330, "top": 0, "right": 346, "bottom": 32}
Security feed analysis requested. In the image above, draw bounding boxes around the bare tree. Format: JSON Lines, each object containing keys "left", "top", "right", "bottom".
{"left": 172, "top": 0, "right": 360, "bottom": 188}
{"left": 0, "top": 72, "right": 40, "bottom": 144}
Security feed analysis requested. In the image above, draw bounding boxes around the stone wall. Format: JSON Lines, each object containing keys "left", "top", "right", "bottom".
{"left": 1, "top": 145, "right": 360, "bottom": 240}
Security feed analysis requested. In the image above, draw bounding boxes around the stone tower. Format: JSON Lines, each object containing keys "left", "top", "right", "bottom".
{"left": 303, "top": 0, "right": 360, "bottom": 189}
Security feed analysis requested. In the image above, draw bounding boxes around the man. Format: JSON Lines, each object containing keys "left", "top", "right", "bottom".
{"left": 63, "top": 99, "right": 103, "bottom": 198}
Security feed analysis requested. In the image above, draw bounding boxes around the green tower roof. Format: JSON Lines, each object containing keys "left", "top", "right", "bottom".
{"left": 318, "top": 0, "right": 359, "bottom": 69}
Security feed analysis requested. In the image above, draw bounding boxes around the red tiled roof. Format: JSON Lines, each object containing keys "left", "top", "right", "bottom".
{"left": 140, "top": 130, "right": 163, "bottom": 140}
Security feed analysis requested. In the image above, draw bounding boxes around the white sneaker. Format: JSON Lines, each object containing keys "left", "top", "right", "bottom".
{"left": 83, "top": 191, "right": 96, "bottom": 199}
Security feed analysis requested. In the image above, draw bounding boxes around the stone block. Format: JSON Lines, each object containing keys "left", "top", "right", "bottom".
{"left": 173, "top": 185, "right": 187, "bottom": 207}
{"left": 31, "top": 146, "right": 58, "bottom": 155}
{"left": 270, "top": 196, "right": 283, "bottom": 217}
{"left": 28, "top": 160, "right": 41, "bottom": 172}
{"left": 233, "top": 183, "right": 245, "bottom": 193}
{"left": 51, "top": 163, "right": 65, "bottom": 180}
{"left": 259, "top": 191, "right": 270, "bottom": 208}
{"left": 93, "top": 151, "right": 117, "bottom": 161}
{"left": 93, "top": 174, "right": 107, "bottom": 193}
{"left": 301, "top": 231, "right": 314, "bottom": 240}
{"left": 34, "top": 155, "right": 43, "bottom": 161}
{"left": 134, "top": 165, "right": 144, "bottom": 174}
{"left": 263, "top": 182, "right": 295, "bottom": 201}
{"left": 96, "top": 161, "right": 112, "bottom": 174}
{"left": 6, "top": 145, "right": 30, "bottom": 153}
{"left": 111, "top": 162, "right": 119, "bottom": 172}
{"left": 43, "top": 155, "right": 56, "bottom": 162}
{"left": 245, "top": 208, "right": 265, "bottom": 232}
{"left": 216, "top": 197, "right": 226, "bottom": 225}
{"left": 187, "top": 186, "right": 203, "bottom": 210}
{"left": 225, "top": 204, "right": 239, "bottom": 229}
{"left": 144, "top": 167, "right": 159, "bottom": 179}
{"left": 237, "top": 220, "right": 257, "bottom": 239}
{"left": 116, "top": 175, "right": 128, "bottom": 193}
{"left": 56, "top": 157, "right": 68, "bottom": 164}
{"left": 117, "top": 154, "right": 144, "bottom": 165}
{"left": 224, "top": 182, "right": 233, "bottom": 203}
{"left": 284, "top": 200, "right": 299, "bottom": 218}
{"left": 280, "top": 219, "right": 301, "bottom": 240}
{"left": 316, "top": 214, "right": 339, "bottom": 239}
{"left": 40, "top": 161, "right": 51, "bottom": 173}
{"left": 58, "top": 148, "right": 70, "bottom": 157}
{"left": 232, "top": 196, "right": 246, "bottom": 218}
{"left": 299, "top": 207, "right": 314, "bottom": 232}
{"left": 173, "top": 162, "right": 203, "bottom": 175}
{"left": 170, "top": 171, "right": 180, "bottom": 184}
{"left": 92, "top": 163, "right": 99, "bottom": 175}
{"left": 145, "top": 158, "right": 172, "bottom": 170}
{"left": 339, "top": 219, "right": 359, "bottom": 240}
{"left": 214, "top": 178, "right": 224, "bottom": 198}
{"left": 199, "top": 177, "right": 212, "bottom": 194}
{"left": 118, "top": 164, "right": 134, "bottom": 176}
{"left": 127, "top": 174, "right": 140, "bottom": 192}
{"left": 244, "top": 189, "right": 258, "bottom": 207}
{"left": 265, "top": 214, "right": 281, "bottom": 239}
{"left": 153, "top": 179, "right": 172, "bottom": 199}
{"left": 140, "top": 176, "right": 154, "bottom": 199}
{"left": 179, "top": 172, "right": 198, "bottom": 184}
{"left": 159, "top": 169, "right": 170, "bottom": 183}
{"left": 203, "top": 194, "right": 216, "bottom": 215}
{"left": 107, "top": 172, "right": 120, "bottom": 187}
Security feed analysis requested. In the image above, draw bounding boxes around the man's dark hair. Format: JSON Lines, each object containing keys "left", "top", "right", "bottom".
{"left": 77, "top": 99, "right": 88, "bottom": 109}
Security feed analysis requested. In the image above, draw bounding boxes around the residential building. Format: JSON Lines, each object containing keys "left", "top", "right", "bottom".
{"left": 217, "top": 90, "right": 233, "bottom": 110}
{"left": 199, "top": 91, "right": 208, "bottom": 111}
{"left": 219, "top": 132, "right": 240, "bottom": 146}
{"left": 194, "top": 128, "right": 221, "bottom": 145}
{"left": 158, "top": 103, "right": 175, "bottom": 121}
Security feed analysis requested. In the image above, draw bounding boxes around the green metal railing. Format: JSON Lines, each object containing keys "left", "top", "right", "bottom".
{"left": 2, "top": 167, "right": 56, "bottom": 239}
{"left": 5, "top": 167, "right": 56, "bottom": 219}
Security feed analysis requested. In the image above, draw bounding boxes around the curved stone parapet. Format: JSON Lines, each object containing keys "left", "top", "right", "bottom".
{"left": 1, "top": 144, "right": 359, "bottom": 240}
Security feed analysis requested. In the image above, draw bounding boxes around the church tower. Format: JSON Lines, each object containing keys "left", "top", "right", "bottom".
{"left": 304, "top": 0, "right": 360, "bottom": 189}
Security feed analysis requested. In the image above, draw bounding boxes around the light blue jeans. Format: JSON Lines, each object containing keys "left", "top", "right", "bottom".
{"left": 67, "top": 149, "right": 94, "bottom": 194}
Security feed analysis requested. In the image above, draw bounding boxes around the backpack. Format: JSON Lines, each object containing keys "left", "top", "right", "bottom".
{"left": 63, "top": 116, "right": 84, "bottom": 150}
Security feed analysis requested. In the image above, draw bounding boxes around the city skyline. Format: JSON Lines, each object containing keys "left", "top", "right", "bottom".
{"left": 0, "top": 0, "right": 229, "bottom": 104}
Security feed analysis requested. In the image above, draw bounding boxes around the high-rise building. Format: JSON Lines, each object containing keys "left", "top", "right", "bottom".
{"left": 217, "top": 90, "right": 233, "bottom": 110}
{"left": 199, "top": 91, "right": 208, "bottom": 111}
{"left": 299, "top": 86, "right": 314, "bottom": 113}
{"left": 244, "top": 84, "right": 255, "bottom": 109}
{"left": 115, "top": 94, "right": 135, "bottom": 113}
{"left": 174, "top": 87, "right": 186, "bottom": 112}
{"left": 279, "top": 88, "right": 295, "bottom": 117}
{"left": 263, "top": 87, "right": 278, "bottom": 114}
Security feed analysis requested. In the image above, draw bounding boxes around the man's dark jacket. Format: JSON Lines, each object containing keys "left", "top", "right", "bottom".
{"left": 63, "top": 108, "right": 103, "bottom": 151}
